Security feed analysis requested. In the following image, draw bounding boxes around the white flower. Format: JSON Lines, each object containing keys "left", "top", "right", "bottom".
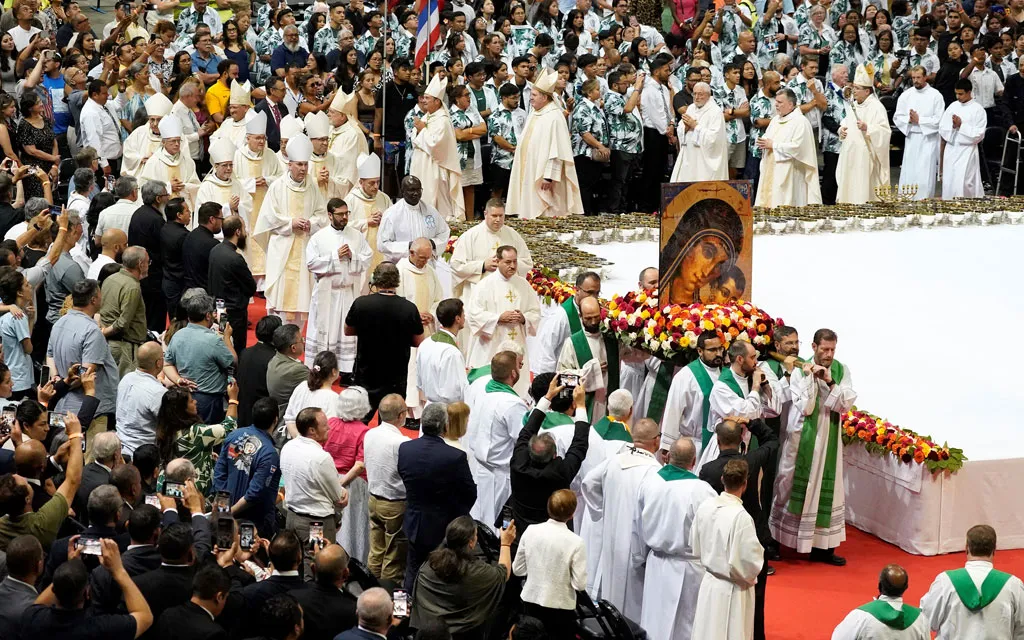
{"left": 649, "top": 339, "right": 661, "bottom": 352}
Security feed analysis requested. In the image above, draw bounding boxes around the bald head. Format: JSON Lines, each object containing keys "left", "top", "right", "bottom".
{"left": 580, "top": 296, "right": 601, "bottom": 315}
{"left": 100, "top": 228, "right": 128, "bottom": 252}
{"left": 356, "top": 587, "right": 394, "bottom": 633}
{"left": 137, "top": 342, "right": 164, "bottom": 373}
{"left": 716, "top": 419, "right": 744, "bottom": 449}
{"left": 669, "top": 437, "right": 697, "bottom": 469}
{"left": 632, "top": 418, "right": 661, "bottom": 453}
{"left": 639, "top": 267, "right": 658, "bottom": 290}
{"left": 314, "top": 543, "right": 351, "bottom": 587}
{"left": 14, "top": 439, "right": 47, "bottom": 478}
{"left": 879, "top": 564, "right": 909, "bottom": 597}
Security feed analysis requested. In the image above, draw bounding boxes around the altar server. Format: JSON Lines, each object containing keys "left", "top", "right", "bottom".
{"left": 939, "top": 79, "right": 987, "bottom": 200}
{"left": 893, "top": 67, "right": 944, "bottom": 200}
{"left": 234, "top": 111, "right": 284, "bottom": 284}
{"left": 253, "top": 133, "right": 329, "bottom": 325}
{"left": 195, "top": 138, "right": 253, "bottom": 222}
{"left": 670, "top": 82, "right": 729, "bottom": 182}
{"left": 416, "top": 298, "right": 468, "bottom": 407}
{"left": 138, "top": 114, "right": 200, "bottom": 209}
{"left": 410, "top": 73, "right": 464, "bottom": 219}
{"left": 345, "top": 152, "right": 393, "bottom": 272}
{"left": 556, "top": 296, "right": 609, "bottom": 421}
{"left": 448, "top": 199, "right": 533, "bottom": 300}
{"left": 836, "top": 64, "right": 892, "bottom": 205}
{"left": 660, "top": 331, "right": 724, "bottom": 460}
{"left": 532, "top": 272, "right": 601, "bottom": 376}
{"left": 327, "top": 90, "right": 367, "bottom": 199}
{"left": 305, "top": 197, "right": 373, "bottom": 372}
{"left": 123, "top": 93, "right": 173, "bottom": 177}
{"left": 580, "top": 418, "right": 662, "bottom": 620}
{"left": 691, "top": 459, "right": 764, "bottom": 640}
{"left": 755, "top": 88, "right": 822, "bottom": 208}
{"left": 833, "top": 564, "right": 929, "bottom": 640}
{"left": 635, "top": 438, "right": 717, "bottom": 640}
{"left": 377, "top": 176, "right": 450, "bottom": 264}
{"left": 921, "top": 524, "right": 1024, "bottom": 639}
{"left": 396, "top": 238, "right": 445, "bottom": 414}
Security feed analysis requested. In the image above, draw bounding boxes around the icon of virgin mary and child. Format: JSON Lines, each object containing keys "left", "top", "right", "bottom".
{"left": 661, "top": 198, "right": 746, "bottom": 305}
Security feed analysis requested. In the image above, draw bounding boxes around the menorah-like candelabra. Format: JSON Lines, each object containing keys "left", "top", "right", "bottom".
{"left": 875, "top": 184, "right": 918, "bottom": 204}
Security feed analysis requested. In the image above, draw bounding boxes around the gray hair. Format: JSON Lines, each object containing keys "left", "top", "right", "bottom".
{"left": 24, "top": 197, "right": 49, "bottom": 219}
{"left": 528, "top": 433, "right": 556, "bottom": 465}
{"left": 178, "top": 82, "right": 199, "bottom": 98}
{"left": 283, "top": 24, "right": 298, "bottom": 35}
{"left": 693, "top": 81, "right": 711, "bottom": 96}
{"left": 830, "top": 64, "right": 848, "bottom": 82}
{"left": 338, "top": 28, "right": 353, "bottom": 40}
{"left": 165, "top": 458, "right": 196, "bottom": 483}
{"left": 92, "top": 432, "right": 121, "bottom": 463}
{"left": 122, "top": 246, "right": 148, "bottom": 270}
{"left": 809, "top": 4, "right": 826, "bottom": 16}
{"left": 773, "top": 53, "right": 792, "bottom": 73}
{"left": 777, "top": 87, "right": 797, "bottom": 106}
{"left": 114, "top": 176, "right": 138, "bottom": 199}
{"left": 183, "top": 291, "right": 215, "bottom": 316}
{"left": 128, "top": 61, "right": 148, "bottom": 79}
{"left": 140, "top": 180, "right": 168, "bottom": 206}
{"left": 179, "top": 287, "right": 207, "bottom": 306}
{"left": 73, "top": 168, "right": 95, "bottom": 194}
{"left": 337, "top": 386, "right": 371, "bottom": 421}
{"left": 356, "top": 588, "right": 394, "bottom": 630}
{"left": 421, "top": 403, "right": 448, "bottom": 437}
{"left": 606, "top": 389, "right": 633, "bottom": 419}
{"left": 87, "top": 484, "right": 123, "bottom": 523}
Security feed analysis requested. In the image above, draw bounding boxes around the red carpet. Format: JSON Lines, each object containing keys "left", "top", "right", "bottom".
{"left": 244, "top": 298, "right": 1024, "bottom": 635}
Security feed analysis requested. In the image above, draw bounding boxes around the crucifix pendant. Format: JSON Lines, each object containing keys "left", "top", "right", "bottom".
{"left": 505, "top": 289, "right": 517, "bottom": 304}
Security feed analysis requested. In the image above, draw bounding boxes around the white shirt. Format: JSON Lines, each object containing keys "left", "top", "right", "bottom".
{"left": 78, "top": 99, "right": 123, "bottom": 165}
{"left": 363, "top": 422, "right": 409, "bottom": 500}
{"left": 280, "top": 435, "right": 344, "bottom": 517}
{"left": 640, "top": 75, "right": 674, "bottom": 134}
{"left": 968, "top": 66, "right": 1004, "bottom": 108}
{"left": 513, "top": 518, "right": 588, "bottom": 610}
{"left": 7, "top": 25, "right": 40, "bottom": 51}
{"left": 87, "top": 254, "right": 116, "bottom": 280}
{"left": 95, "top": 198, "right": 140, "bottom": 237}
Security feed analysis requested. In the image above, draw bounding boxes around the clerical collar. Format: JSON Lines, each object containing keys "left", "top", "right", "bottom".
{"left": 240, "top": 145, "right": 263, "bottom": 160}
{"left": 439, "top": 328, "right": 457, "bottom": 340}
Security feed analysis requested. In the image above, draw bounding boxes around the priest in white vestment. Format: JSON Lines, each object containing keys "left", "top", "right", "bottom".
{"left": 210, "top": 80, "right": 254, "bottom": 149}
{"left": 555, "top": 296, "right": 608, "bottom": 421}
{"left": 532, "top": 272, "right": 601, "bottom": 376}
{"left": 671, "top": 82, "right": 729, "bottom": 182}
{"left": 304, "top": 197, "right": 373, "bottom": 372}
{"left": 396, "top": 238, "right": 445, "bottom": 415}
{"left": 920, "top": 524, "right": 1024, "bottom": 640}
{"left": 138, "top": 114, "right": 200, "bottom": 211}
{"left": 466, "top": 245, "right": 540, "bottom": 397}
{"left": 755, "top": 88, "right": 822, "bottom": 208}
{"left": 691, "top": 459, "right": 764, "bottom": 640}
{"left": 833, "top": 564, "right": 930, "bottom": 640}
{"left": 253, "top": 134, "right": 329, "bottom": 326}
{"left": 507, "top": 67, "right": 583, "bottom": 219}
{"left": 580, "top": 418, "right": 662, "bottom": 620}
{"left": 635, "top": 439, "right": 717, "bottom": 640}
{"left": 195, "top": 138, "right": 253, "bottom": 225}
{"left": 123, "top": 92, "right": 173, "bottom": 177}
{"left": 448, "top": 200, "right": 533, "bottom": 300}
{"left": 939, "top": 80, "right": 987, "bottom": 199}
{"left": 377, "top": 176, "right": 450, "bottom": 264}
{"left": 234, "top": 111, "right": 285, "bottom": 281}
{"left": 305, "top": 110, "right": 346, "bottom": 200}
{"left": 770, "top": 330, "right": 856, "bottom": 561}
{"left": 893, "top": 67, "right": 945, "bottom": 200}
{"left": 327, "top": 90, "right": 367, "bottom": 199}
{"left": 660, "top": 331, "right": 724, "bottom": 462}
{"left": 416, "top": 298, "right": 468, "bottom": 407}
{"left": 410, "top": 74, "right": 464, "bottom": 220}
{"left": 836, "top": 65, "right": 892, "bottom": 205}
{"left": 464, "top": 351, "right": 529, "bottom": 528}
{"left": 345, "top": 153, "right": 393, "bottom": 273}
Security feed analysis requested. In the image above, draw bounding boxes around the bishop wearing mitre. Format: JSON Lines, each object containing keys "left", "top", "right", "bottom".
{"left": 211, "top": 80, "right": 254, "bottom": 148}
{"left": 755, "top": 87, "right": 822, "bottom": 208}
{"left": 276, "top": 115, "right": 305, "bottom": 171}
{"left": 670, "top": 82, "right": 729, "bottom": 182}
{"left": 123, "top": 93, "right": 173, "bottom": 177}
{"left": 836, "top": 63, "right": 892, "bottom": 204}
{"left": 344, "top": 152, "right": 393, "bottom": 272}
{"left": 466, "top": 245, "right": 540, "bottom": 396}
{"left": 507, "top": 67, "right": 583, "bottom": 219}
{"left": 138, "top": 114, "right": 200, "bottom": 210}
{"left": 253, "top": 133, "right": 329, "bottom": 326}
{"left": 196, "top": 137, "right": 253, "bottom": 223}
{"left": 233, "top": 111, "right": 284, "bottom": 286}
{"left": 410, "top": 73, "right": 464, "bottom": 220}
{"left": 305, "top": 111, "right": 346, "bottom": 200}
{"left": 328, "top": 91, "right": 367, "bottom": 199}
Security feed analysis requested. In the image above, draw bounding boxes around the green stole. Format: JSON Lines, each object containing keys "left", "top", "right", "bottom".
{"left": 786, "top": 360, "right": 844, "bottom": 527}
{"left": 686, "top": 360, "right": 715, "bottom": 449}
{"left": 856, "top": 600, "right": 922, "bottom": 630}
{"left": 593, "top": 416, "right": 632, "bottom": 442}
{"left": 718, "top": 367, "right": 758, "bottom": 451}
{"left": 945, "top": 568, "right": 1013, "bottom": 612}
{"left": 538, "top": 411, "right": 576, "bottom": 429}
{"left": 485, "top": 379, "right": 518, "bottom": 396}
{"left": 646, "top": 361, "right": 676, "bottom": 422}
{"left": 568, "top": 330, "right": 621, "bottom": 421}
{"left": 569, "top": 330, "right": 596, "bottom": 420}
{"left": 561, "top": 298, "right": 582, "bottom": 334}
{"left": 431, "top": 330, "right": 458, "bottom": 347}
{"left": 467, "top": 365, "right": 491, "bottom": 383}
{"left": 658, "top": 464, "right": 698, "bottom": 481}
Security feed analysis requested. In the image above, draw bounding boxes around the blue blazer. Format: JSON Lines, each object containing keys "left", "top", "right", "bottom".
{"left": 397, "top": 434, "right": 477, "bottom": 551}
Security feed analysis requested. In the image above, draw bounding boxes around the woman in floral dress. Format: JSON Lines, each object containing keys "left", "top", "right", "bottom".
{"left": 156, "top": 384, "right": 239, "bottom": 496}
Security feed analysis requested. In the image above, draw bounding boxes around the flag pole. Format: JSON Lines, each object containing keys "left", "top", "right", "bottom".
{"left": 381, "top": 0, "right": 389, "bottom": 185}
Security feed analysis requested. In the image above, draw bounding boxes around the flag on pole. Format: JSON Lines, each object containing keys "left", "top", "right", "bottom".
{"left": 414, "top": 0, "right": 441, "bottom": 68}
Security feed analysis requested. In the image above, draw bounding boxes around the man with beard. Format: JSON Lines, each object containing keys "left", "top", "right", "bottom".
{"left": 208, "top": 215, "right": 257, "bottom": 355}
{"left": 894, "top": 66, "right": 944, "bottom": 200}
{"left": 138, "top": 115, "right": 201, "bottom": 213}
{"left": 746, "top": 70, "right": 780, "bottom": 197}
{"left": 233, "top": 111, "right": 284, "bottom": 289}
{"left": 345, "top": 153, "right": 393, "bottom": 273}
{"left": 305, "top": 198, "right": 373, "bottom": 378}
{"left": 659, "top": 331, "right": 725, "bottom": 463}
{"left": 670, "top": 81, "right": 729, "bottom": 182}
{"left": 377, "top": 177, "right": 450, "bottom": 264}
{"left": 195, "top": 138, "right": 253, "bottom": 225}
{"left": 555, "top": 296, "right": 612, "bottom": 421}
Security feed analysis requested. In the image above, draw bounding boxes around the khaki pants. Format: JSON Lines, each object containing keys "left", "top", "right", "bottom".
{"left": 367, "top": 495, "right": 407, "bottom": 583}
{"left": 84, "top": 414, "right": 109, "bottom": 464}
{"left": 109, "top": 341, "right": 139, "bottom": 379}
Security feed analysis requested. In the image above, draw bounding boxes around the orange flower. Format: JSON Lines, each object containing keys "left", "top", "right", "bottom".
{"left": 913, "top": 449, "right": 926, "bottom": 463}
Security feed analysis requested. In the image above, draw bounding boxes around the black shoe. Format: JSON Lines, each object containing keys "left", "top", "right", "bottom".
{"left": 765, "top": 548, "right": 781, "bottom": 561}
{"left": 339, "top": 372, "right": 356, "bottom": 386}
{"left": 810, "top": 549, "right": 847, "bottom": 566}
{"left": 766, "top": 565, "right": 776, "bottom": 576}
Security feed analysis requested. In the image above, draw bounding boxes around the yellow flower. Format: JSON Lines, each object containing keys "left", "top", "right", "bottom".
{"left": 672, "top": 317, "right": 684, "bottom": 327}
{"left": 876, "top": 426, "right": 886, "bottom": 436}
{"left": 609, "top": 300, "right": 618, "bottom": 311}
{"left": 702, "top": 319, "right": 715, "bottom": 330}
{"left": 641, "top": 309, "right": 651, "bottom": 320}
{"left": 637, "top": 293, "right": 647, "bottom": 304}
{"left": 659, "top": 332, "right": 668, "bottom": 342}
{"left": 679, "top": 335, "right": 690, "bottom": 348}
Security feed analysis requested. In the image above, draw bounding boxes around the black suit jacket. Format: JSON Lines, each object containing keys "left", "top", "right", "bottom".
{"left": 397, "top": 434, "right": 476, "bottom": 552}
{"left": 292, "top": 583, "right": 358, "bottom": 640}
{"left": 73, "top": 462, "right": 112, "bottom": 527}
{"left": 335, "top": 627, "right": 384, "bottom": 640}
{"left": 228, "top": 574, "right": 307, "bottom": 638}
{"left": 154, "top": 601, "right": 228, "bottom": 640}
{"left": 160, "top": 221, "right": 189, "bottom": 296}
{"left": 236, "top": 342, "right": 276, "bottom": 427}
{"left": 208, "top": 240, "right": 256, "bottom": 316}
{"left": 133, "top": 564, "right": 196, "bottom": 627}
{"left": 182, "top": 226, "right": 220, "bottom": 290}
{"left": 698, "top": 419, "right": 779, "bottom": 547}
{"left": 254, "top": 98, "right": 288, "bottom": 152}
{"left": 43, "top": 524, "right": 130, "bottom": 588}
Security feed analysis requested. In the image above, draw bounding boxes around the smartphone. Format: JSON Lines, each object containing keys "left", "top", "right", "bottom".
{"left": 393, "top": 590, "right": 409, "bottom": 617}
{"left": 105, "top": 175, "right": 115, "bottom": 191}
{"left": 499, "top": 504, "right": 513, "bottom": 530}
{"left": 144, "top": 494, "right": 161, "bottom": 508}
{"left": 308, "top": 521, "right": 324, "bottom": 545}
{"left": 164, "top": 481, "right": 185, "bottom": 498}
{"left": 77, "top": 535, "right": 102, "bottom": 555}
{"left": 239, "top": 522, "right": 255, "bottom": 550}
{"left": 49, "top": 205, "right": 61, "bottom": 218}
{"left": 48, "top": 411, "right": 66, "bottom": 430}
{"left": 0, "top": 158, "right": 12, "bottom": 175}
{"left": 214, "top": 490, "right": 231, "bottom": 514}
{"left": 215, "top": 298, "right": 227, "bottom": 332}
{"left": 0, "top": 408, "right": 14, "bottom": 437}
{"left": 558, "top": 372, "right": 579, "bottom": 388}
{"left": 215, "top": 515, "right": 235, "bottom": 549}
{"left": 39, "top": 365, "right": 51, "bottom": 386}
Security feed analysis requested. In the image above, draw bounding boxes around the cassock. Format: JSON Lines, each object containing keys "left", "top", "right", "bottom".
{"left": 670, "top": 99, "right": 729, "bottom": 182}
{"left": 464, "top": 378, "right": 529, "bottom": 527}
{"left": 581, "top": 446, "right": 661, "bottom": 620}
{"left": 234, "top": 117, "right": 286, "bottom": 280}
{"left": 416, "top": 328, "right": 467, "bottom": 406}
{"left": 252, "top": 134, "right": 329, "bottom": 324}
{"left": 920, "top": 560, "right": 1024, "bottom": 640}
{"left": 345, "top": 153, "right": 394, "bottom": 273}
{"left": 939, "top": 98, "right": 987, "bottom": 199}
{"left": 635, "top": 467, "right": 718, "bottom": 640}
{"left": 123, "top": 93, "right": 173, "bottom": 177}
{"left": 769, "top": 362, "right": 856, "bottom": 554}
{"left": 661, "top": 360, "right": 721, "bottom": 460}
{"left": 328, "top": 91, "right": 368, "bottom": 199}
{"left": 832, "top": 595, "right": 930, "bottom": 640}
{"left": 448, "top": 221, "right": 533, "bottom": 300}
{"left": 507, "top": 68, "right": 583, "bottom": 219}
{"left": 697, "top": 363, "right": 782, "bottom": 474}
{"left": 893, "top": 84, "right": 944, "bottom": 200}
{"left": 556, "top": 328, "right": 608, "bottom": 420}
{"left": 138, "top": 115, "right": 200, "bottom": 210}
{"left": 755, "top": 108, "right": 822, "bottom": 208}
{"left": 836, "top": 89, "right": 892, "bottom": 204}
{"left": 465, "top": 270, "right": 540, "bottom": 397}
{"left": 533, "top": 299, "right": 581, "bottom": 376}
{"left": 690, "top": 492, "right": 764, "bottom": 640}
{"left": 395, "top": 256, "right": 444, "bottom": 414}
{"left": 304, "top": 222, "right": 372, "bottom": 372}
{"left": 410, "top": 75, "right": 464, "bottom": 220}
{"left": 377, "top": 198, "right": 451, "bottom": 264}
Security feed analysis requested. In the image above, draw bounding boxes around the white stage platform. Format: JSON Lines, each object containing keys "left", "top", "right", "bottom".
{"left": 573, "top": 225, "right": 1024, "bottom": 555}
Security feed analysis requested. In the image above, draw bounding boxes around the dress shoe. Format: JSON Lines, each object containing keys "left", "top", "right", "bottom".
{"left": 810, "top": 549, "right": 847, "bottom": 566}
{"left": 766, "top": 565, "right": 776, "bottom": 576}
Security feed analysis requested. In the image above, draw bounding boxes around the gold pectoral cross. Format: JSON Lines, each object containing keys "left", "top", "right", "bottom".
{"left": 505, "top": 289, "right": 517, "bottom": 304}
{"left": 508, "top": 327, "right": 518, "bottom": 340}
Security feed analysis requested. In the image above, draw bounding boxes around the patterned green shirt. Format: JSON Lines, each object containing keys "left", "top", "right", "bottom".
{"left": 827, "top": 0, "right": 848, "bottom": 29}
{"left": 356, "top": 31, "right": 381, "bottom": 59}
{"left": 313, "top": 25, "right": 343, "bottom": 56}
{"left": 395, "top": 29, "right": 414, "bottom": 59}
{"left": 604, "top": 91, "right": 643, "bottom": 153}
{"left": 404, "top": 105, "right": 424, "bottom": 173}
{"left": 487, "top": 106, "right": 518, "bottom": 169}
{"left": 747, "top": 91, "right": 774, "bottom": 158}
{"left": 253, "top": 27, "right": 282, "bottom": 86}
{"left": 798, "top": 22, "right": 830, "bottom": 54}
{"left": 450, "top": 107, "right": 476, "bottom": 170}
{"left": 176, "top": 416, "right": 237, "bottom": 496}
{"left": 754, "top": 17, "right": 783, "bottom": 71}
{"left": 570, "top": 97, "right": 608, "bottom": 157}
{"left": 713, "top": 82, "right": 748, "bottom": 143}
{"left": 794, "top": 4, "right": 809, "bottom": 28}
{"left": 718, "top": 10, "right": 746, "bottom": 54}
{"left": 821, "top": 82, "right": 846, "bottom": 154}
{"left": 893, "top": 15, "right": 913, "bottom": 50}
{"left": 829, "top": 40, "right": 862, "bottom": 77}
